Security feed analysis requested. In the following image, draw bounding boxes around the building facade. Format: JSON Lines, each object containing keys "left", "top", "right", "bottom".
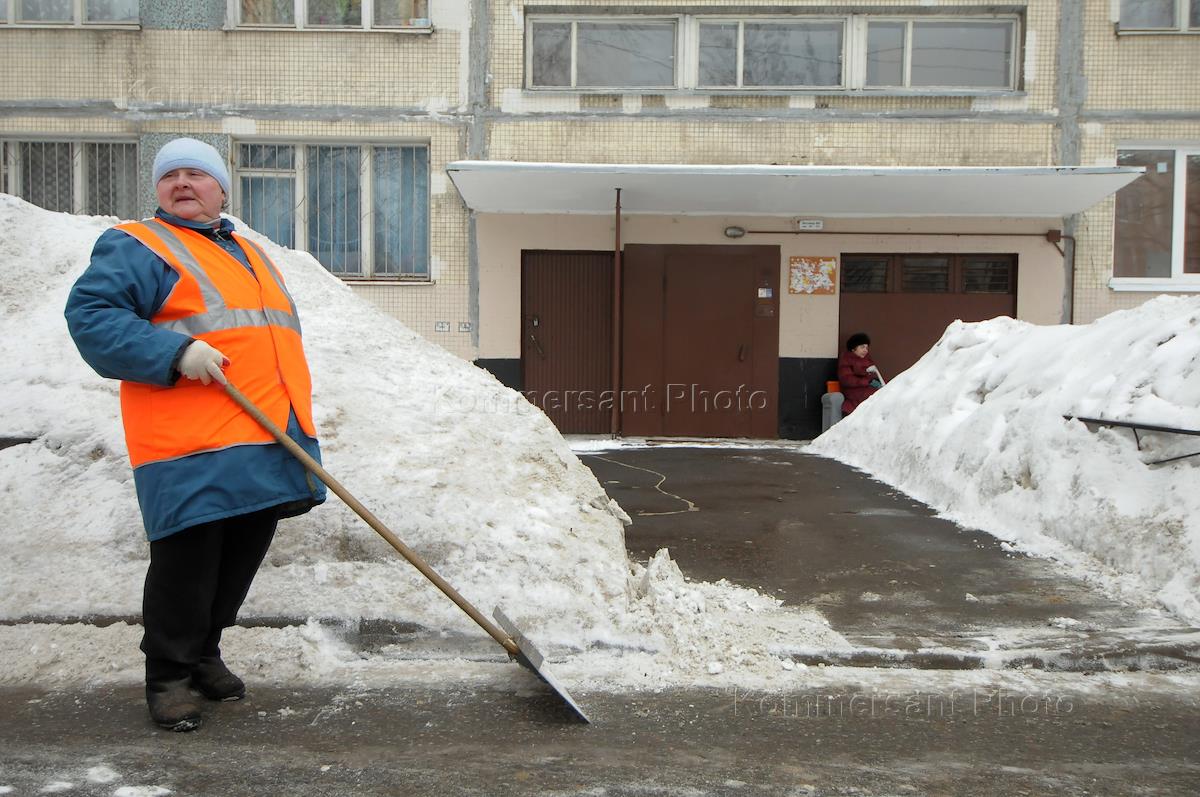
{"left": 2, "top": 0, "right": 1197, "bottom": 438}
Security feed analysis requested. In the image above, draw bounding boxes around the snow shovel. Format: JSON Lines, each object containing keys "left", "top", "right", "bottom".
{"left": 222, "top": 381, "right": 590, "bottom": 723}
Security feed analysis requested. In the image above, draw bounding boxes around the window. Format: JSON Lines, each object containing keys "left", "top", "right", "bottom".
{"left": 841, "top": 254, "right": 1016, "bottom": 294}
{"left": 865, "top": 20, "right": 1016, "bottom": 88}
{"left": 2, "top": 0, "right": 138, "bottom": 24}
{"left": 1, "top": 140, "right": 139, "bottom": 218}
{"left": 698, "top": 20, "right": 844, "bottom": 88}
{"left": 527, "top": 13, "right": 1020, "bottom": 92}
{"left": 1112, "top": 148, "right": 1200, "bottom": 288}
{"left": 236, "top": 0, "right": 430, "bottom": 30}
{"left": 234, "top": 142, "right": 430, "bottom": 280}
{"left": 528, "top": 19, "right": 677, "bottom": 89}
{"left": 1118, "top": 0, "right": 1200, "bottom": 31}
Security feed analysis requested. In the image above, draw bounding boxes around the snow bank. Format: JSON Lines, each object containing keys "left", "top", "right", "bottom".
{"left": 0, "top": 195, "right": 843, "bottom": 688}
{"left": 810, "top": 301, "right": 1200, "bottom": 623}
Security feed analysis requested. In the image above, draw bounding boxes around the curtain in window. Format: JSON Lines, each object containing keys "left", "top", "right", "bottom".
{"left": 86, "top": 0, "right": 138, "bottom": 22}
{"left": 85, "top": 143, "right": 138, "bottom": 219}
{"left": 1120, "top": 0, "right": 1177, "bottom": 28}
{"left": 372, "top": 146, "right": 428, "bottom": 277}
{"left": 307, "top": 145, "right": 361, "bottom": 275}
{"left": 240, "top": 175, "right": 295, "bottom": 248}
{"left": 308, "top": 0, "right": 361, "bottom": 26}
{"left": 20, "top": 0, "right": 72, "bottom": 21}
{"left": 240, "top": 0, "right": 294, "bottom": 24}
{"left": 20, "top": 142, "right": 73, "bottom": 213}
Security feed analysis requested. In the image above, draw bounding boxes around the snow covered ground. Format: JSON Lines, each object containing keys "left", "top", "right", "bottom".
{"left": 810, "top": 300, "right": 1200, "bottom": 625}
{"left": 2, "top": 193, "right": 1196, "bottom": 697}
{"left": 0, "top": 195, "right": 843, "bottom": 691}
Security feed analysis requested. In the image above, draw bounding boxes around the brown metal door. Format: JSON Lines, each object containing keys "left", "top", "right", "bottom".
{"left": 521, "top": 251, "right": 613, "bottom": 433}
{"left": 623, "top": 245, "right": 779, "bottom": 439}
{"left": 839, "top": 254, "right": 1017, "bottom": 380}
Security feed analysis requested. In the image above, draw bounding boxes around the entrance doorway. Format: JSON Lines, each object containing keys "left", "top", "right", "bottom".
{"left": 623, "top": 244, "right": 780, "bottom": 438}
{"left": 520, "top": 250, "right": 613, "bottom": 434}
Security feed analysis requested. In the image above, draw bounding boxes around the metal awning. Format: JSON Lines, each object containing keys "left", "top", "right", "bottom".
{"left": 446, "top": 161, "right": 1143, "bottom": 218}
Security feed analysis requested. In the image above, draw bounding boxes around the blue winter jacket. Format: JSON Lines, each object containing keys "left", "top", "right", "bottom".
{"left": 64, "top": 210, "right": 326, "bottom": 540}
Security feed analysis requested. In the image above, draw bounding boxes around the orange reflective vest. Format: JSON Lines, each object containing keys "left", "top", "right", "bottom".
{"left": 115, "top": 218, "right": 316, "bottom": 469}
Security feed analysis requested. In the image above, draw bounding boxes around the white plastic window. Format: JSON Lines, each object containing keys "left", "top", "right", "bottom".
{"left": 1111, "top": 147, "right": 1200, "bottom": 290}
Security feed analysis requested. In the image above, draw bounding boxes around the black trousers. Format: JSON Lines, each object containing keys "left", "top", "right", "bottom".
{"left": 141, "top": 507, "right": 279, "bottom": 685}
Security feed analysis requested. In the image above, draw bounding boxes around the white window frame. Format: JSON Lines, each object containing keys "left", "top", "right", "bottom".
{"left": 1115, "top": 0, "right": 1200, "bottom": 34}
{"left": 1109, "top": 145, "right": 1200, "bottom": 292}
{"left": 0, "top": 137, "right": 139, "bottom": 217}
{"left": 525, "top": 15, "right": 683, "bottom": 91}
{"left": 0, "top": 0, "right": 139, "bottom": 26}
{"left": 851, "top": 16, "right": 1019, "bottom": 91}
{"left": 232, "top": 140, "right": 432, "bottom": 283}
{"left": 227, "top": 0, "right": 432, "bottom": 32}
{"left": 526, "top": 12, "right": 1022, "bottom": 94}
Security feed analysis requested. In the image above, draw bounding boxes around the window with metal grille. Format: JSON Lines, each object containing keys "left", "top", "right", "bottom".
{"left": 842, "top": 253, "right": 1016, "bottom": 295}
{"left": 1, "top": 140, "right": 139, "bottom": 219}
{"left": 962, "top": 256, "right": 1013, "bottom": 293}
{"left": 901, "top": 256, "right": 951, "bottom": 292}
{"left": 235, "top": 142, "right": 430, "bottom": 280}
{"left": 840, "top": 257, "right": 888, "bottom": 292}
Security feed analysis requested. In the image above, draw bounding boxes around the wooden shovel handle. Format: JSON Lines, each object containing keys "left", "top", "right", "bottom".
{"left": 223, "top": 382, "right": 519, "bottom": 657}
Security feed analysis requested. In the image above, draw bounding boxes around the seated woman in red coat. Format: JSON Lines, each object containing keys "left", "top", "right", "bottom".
{"left": 837, "top": 332, "right": 884, "bottom": 414}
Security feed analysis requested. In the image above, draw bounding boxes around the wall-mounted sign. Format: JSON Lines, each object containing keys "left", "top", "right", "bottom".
{"left": 788, "top": 256, "right": 838, "bottom": 295}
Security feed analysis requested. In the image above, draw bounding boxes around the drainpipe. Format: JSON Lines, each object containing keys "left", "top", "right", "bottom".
{"left": 611, "top": 188, "right": 623, "bottom": 438}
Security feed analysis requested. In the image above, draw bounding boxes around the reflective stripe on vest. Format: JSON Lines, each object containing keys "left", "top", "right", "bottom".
{"left": 115, "top": 218, "right": 317, "bottom": 469}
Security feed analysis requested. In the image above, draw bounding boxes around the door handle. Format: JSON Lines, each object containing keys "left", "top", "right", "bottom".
{"left": 737, "top": 344, "right": 747, "bottom": 362}
{"left": 527, "top": 314, "right": 546, "bottom": 359}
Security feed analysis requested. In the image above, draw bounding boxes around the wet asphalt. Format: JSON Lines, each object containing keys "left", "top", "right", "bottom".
{"left": 2, "top": 443, "right": 1199, "bottom": 795}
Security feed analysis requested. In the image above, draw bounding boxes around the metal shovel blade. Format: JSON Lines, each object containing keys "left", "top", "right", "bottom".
{"left": 493, "top": 608, "right": 590, "bottom": 723}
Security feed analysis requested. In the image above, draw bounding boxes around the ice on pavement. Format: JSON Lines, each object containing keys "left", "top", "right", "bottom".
{"left": 0, "top": 194, "right": 843, "bottom": 690}
{"left": 810, "top": 298, "right": 1200, "bottom": 624}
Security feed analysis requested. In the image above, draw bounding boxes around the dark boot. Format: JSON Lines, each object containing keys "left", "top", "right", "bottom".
{"left": 191, "top": 657, "right": 245, "bottom": 701}
{"left": 146, "top": 678, "right": 202, "bottom": 732}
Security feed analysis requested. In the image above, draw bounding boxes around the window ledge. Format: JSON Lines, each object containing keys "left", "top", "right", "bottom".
{"left": 0, "top": 23, "right": 141, "bottom": 30}
{"left": 1116, "top": 28, "right": 1200, "bottom": 35}
{"left": 525, "top": 88, "right": 1025, "bottom": 98}
{"left": 1108, "top": 278, "right": 1200, "bottom": 292}
{"left": 227, "top": 24, "right": 432, "bottom": 34}
{"left": 341, "top": 278, "right": 434, "bottom": 286}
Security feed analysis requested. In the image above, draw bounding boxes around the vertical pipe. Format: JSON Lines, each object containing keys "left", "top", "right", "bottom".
{"left": 610, "top": 188, "right": 623, "bottom": 438}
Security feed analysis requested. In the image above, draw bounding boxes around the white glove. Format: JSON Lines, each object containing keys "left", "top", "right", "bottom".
{"left": 865, "top": 365, "right": 879, "bottom": 375}
{"left": 178, "top": 340, "right": 229, "bottom": 385}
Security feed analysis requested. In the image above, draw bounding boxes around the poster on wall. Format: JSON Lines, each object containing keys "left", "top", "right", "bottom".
{"left": 788, "top": 256, "right": 838, "bottom": 295}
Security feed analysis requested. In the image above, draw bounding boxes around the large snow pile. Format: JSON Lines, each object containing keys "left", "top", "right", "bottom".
{"left": 811, "top": 301, "right": 1200, "bottom": 624}
{"left": 0, "top": 195, "right": 843, "bottom": 689}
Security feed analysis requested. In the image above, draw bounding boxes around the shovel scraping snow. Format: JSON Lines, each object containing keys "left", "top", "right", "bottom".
{"left": 223, "top": 381, "right": 590, "bottom": 723}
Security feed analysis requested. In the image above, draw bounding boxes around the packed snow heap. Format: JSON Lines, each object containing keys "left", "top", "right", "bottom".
{"left": 0, "top": 195, "right": 840, "bottom": 688}
{"left": 811, "top": 298, "right": 1200, "bottom": 624}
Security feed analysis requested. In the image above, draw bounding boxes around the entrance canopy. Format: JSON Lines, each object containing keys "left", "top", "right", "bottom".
{"left": 447, "top": 161, "right": 1143, "bottom": 218}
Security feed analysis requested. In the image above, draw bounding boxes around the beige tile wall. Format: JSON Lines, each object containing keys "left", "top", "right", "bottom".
{"left": 0, "top": 28, "right": 464, "bottom": 110}
{"left": 1082, "top": 0, "right": 1200, "bottom": 112}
